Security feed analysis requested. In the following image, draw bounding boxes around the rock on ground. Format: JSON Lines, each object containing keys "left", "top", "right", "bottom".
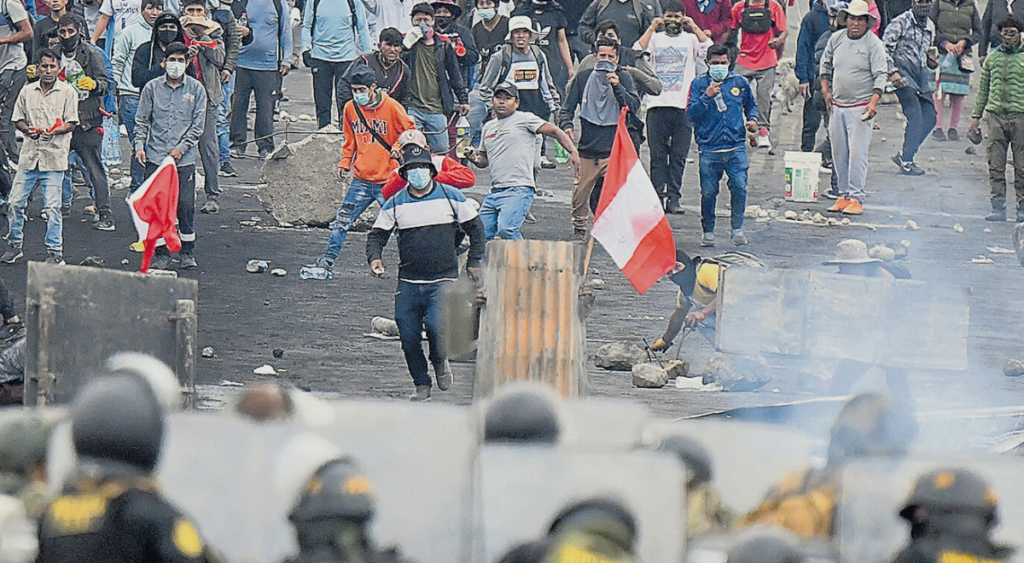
{"left": 259, "top": 125, "right": 349, "bottom": 227}
{"left": 594, "top": 342, "right": 646, "bottom": 371}
{"left": 700, "top": 353, "right": 771, "bottom": 392}
{"left": 632, "top": 363, "right": 669, "bottom": 388}
{"left": 1014, "top": 223, "right": 1024, "bottom": 266}
{"left": 1004, "top": 359, "right": 1024, "bottom": 377}
{"left": 371, "top": 316, "right": 400, "bottom": 337}
{"left": 665, "top": 360, "right": 690, "bottom": 379}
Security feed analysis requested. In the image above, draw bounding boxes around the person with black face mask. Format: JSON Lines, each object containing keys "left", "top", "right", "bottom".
{"left": 431, "top": 0, "right": 478, "bottom": 87}
{"left": 131, "top": 11, "right": 191, "bottom": 91}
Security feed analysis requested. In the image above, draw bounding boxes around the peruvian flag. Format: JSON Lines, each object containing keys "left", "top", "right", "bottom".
{"left": 591, "top": 109, "right": 677, "bottom": 294}
{"left": 127, "top": 156, "right": 181, "bottom": 273}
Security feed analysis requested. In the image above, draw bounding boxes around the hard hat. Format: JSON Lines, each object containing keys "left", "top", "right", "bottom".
{"left": 827, "top": 393, "right": 917, "bottom": 466}
{"left": 0, "top": 413, "right": 51, "bottom": 479}
{"left": 71, "top": 373, "right": 164, "bottom": 472}
{"left": 899, "top": 468, "right": 998, "bottom": 527}
{"left": 659, "top": 435, "right": 713, "bottom": 485}
{"left": 483, "top": 383, "right": 561, "bottom": 444}
{"left": 289, "top": 458, "right": 376, "bottom": 524}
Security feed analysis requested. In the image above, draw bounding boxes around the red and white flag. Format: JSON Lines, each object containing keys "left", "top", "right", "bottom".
{"left": 591, "top": 109, "right": 676, "bottom": 294}
{"left": 128, "top": 156, "right": 181, "bottom": 273}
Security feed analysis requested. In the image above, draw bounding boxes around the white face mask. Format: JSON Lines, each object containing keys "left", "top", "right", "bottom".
{"left": 165, "top": 60, "right": 187, "bottom": 79}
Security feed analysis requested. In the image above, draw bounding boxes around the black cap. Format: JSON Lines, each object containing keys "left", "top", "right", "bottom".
{"left": 347, "top": 64, "right": 376, "bottom": 87}
{"left": 399, "top": 143, "right": 435, "bottom": 173}
{"left": 494, "top": 82, "right": 519, "bottom": 99}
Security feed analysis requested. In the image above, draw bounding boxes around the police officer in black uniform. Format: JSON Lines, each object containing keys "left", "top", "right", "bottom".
{"left": 285, "top": 458, "right": 405, "bottom": 563}
{"left": 893, "top": 468, "right": 1013, "bottom": 563}
{"left": 35, "top": 373, "right": 214, "bottom": 563}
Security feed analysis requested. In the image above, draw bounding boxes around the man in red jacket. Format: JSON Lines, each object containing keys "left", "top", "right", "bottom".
{"left": 381, "top": 130, "right": 476, "bottom": 199}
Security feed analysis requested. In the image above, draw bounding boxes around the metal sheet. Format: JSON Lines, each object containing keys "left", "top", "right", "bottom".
{"left": 23, "top": 263, "right": 198, "bottom": 405}
{"left": 837, "top": 455, "right": 1024, "bottom": 563}
{"left": 643, "top": 420, "right": 821, "bottom": 513}
{"left": 472, "top": 446, "right": 685, "bottom": 563}
{"left": 716, "top": 268, "right": 969, "bottom": 370}
{"left": 310, "top": 401, "right": 477, "bottom": 563}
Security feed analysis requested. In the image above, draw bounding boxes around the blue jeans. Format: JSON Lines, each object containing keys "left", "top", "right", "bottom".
{"left": 699, "top": 149, "right": 748, "bottom": 234}
{"left": 61, "top": 150, "right": 89, "bottom": 207}
{"left": 407, "top": 108, "right": 450, "bottom": 153}
{"left": 324, "top": 178, "right": 385, "bottom": 262}
{"left": 479, "top": 186, "right": 535, "bottom": 240}
{"left": 467, "top": 89, "right": 489, "bottom": 146}
{"left": 118, "top": 94, "right": 144, "bottom": 190}
{"left": 218, "top": 75, "right": 234, "bottom": 165}
{"left": 8, "top": 168, "right": 63, "bottom": 253}
{"left": 395, "top": 280, "right": 449, "bottom": 387}
{"left": 895, "top": 87, "right": 937, "bottom": 164}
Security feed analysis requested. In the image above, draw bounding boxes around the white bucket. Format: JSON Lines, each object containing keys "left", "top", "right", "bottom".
{"left": 784, "top": 151, "right": 822, "bottom": 202}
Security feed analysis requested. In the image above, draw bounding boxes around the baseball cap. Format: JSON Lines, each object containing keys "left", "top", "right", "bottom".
{"left": 494, "top": 82, "right": 519, "bottom": 99}
{"left": 397, "top": 130, "right": 429, "bottom": 149}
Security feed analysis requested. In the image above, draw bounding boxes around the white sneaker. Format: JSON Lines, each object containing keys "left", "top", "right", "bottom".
{"left": 756, "top": 129, "right": 771, "bottom": 149}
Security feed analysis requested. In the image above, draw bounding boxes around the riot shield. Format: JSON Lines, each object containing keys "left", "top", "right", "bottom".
{"left": 560, "top": 397, "right": 651, "bottom": 450}
{"left": 23, "top": 263, "right": 198, "bottom": 406}
{"left": 472, "top": 446, "right": 685, "bottom": 562}
{"left": 643, "top": 420, "right": 821, "bottom": 513}
{"left": 310, "top": 401, "right": 477, "bottom": 563}
{"left": 836, "top": 455, "right": 1024, "bottom": 563}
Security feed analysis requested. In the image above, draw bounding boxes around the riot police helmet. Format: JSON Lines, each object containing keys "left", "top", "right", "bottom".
{"left": 71, "top": 373, "right": 164, "bottom": 472}
{"left": 484, "top": 383, "right": 561, "bottom": 444}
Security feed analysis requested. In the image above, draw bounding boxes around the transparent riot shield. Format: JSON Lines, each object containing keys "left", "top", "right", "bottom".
{"left": 560, "top": 397, "right": 652, "bottom": 451}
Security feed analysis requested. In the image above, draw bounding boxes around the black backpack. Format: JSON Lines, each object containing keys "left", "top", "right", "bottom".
{"left": 740, "top": 0, "right": 774, "bottom": 35}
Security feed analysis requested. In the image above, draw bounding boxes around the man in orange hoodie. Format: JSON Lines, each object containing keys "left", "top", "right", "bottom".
{"left": 313, "top": 64, "right": 415, "bottom": 270}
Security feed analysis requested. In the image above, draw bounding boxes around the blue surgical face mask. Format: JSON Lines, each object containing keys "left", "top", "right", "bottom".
{"left": 709, "top": 63, "right": 729, "bottom": 82}
{"left": 406, "top": 167, "right": 432, "bottom": 189}
{"left": 353, "top": 91, "right": 371, "bottom": 106}
{"left": 477, "top": 7, "right": 496, "bottom": 19}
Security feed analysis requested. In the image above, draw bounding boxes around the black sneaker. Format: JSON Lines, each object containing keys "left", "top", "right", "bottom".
{"left": 0, "top": 248, "right": 22, "bottom": 264}
{"left": 230, "top": 146, "right": 245, "bottom": 159}
{"left": 60, "top": 205, "right": 71, "bottom": 217}
{"left": 199, "top": 200, "right": 219, "bottom": 214}
{"left": 179, "top": 253, "right": 198, "bottom": 269}
{"left": 822, "top": 188, "right": 841, "bottom": 200}
{"left": 313, "top": 257, "right": 333, "bottom": 270}
{"left": 899, "top": 162, "right": 925, "bottom": 176}
{"left": 44, "top": 252, "right": 65, "bottom": 265}
{"left": 932, "top": 128, "right": 946, "bottom": 141}
{"left": 892, "top": 153, "right": 904, "bottom": 168}
{"left": 94, "top": 215, "right": 115, "bottom": 231}
{"left": 947, "top": 128, "right": 959, "bottom": 142}
{"left": 258, "top": 148, "right": 272, "bottom": 159}
{"left": 149, "top": 253, "right": 173, "bottom": 270}
{"left": 219, "top": 162, "right": 237, "bottom": 177}
{"left": 664, "top": 199, "right": 685, "bottom": 215}
{"left": 986, "top": 209, "right": 1007, "bottom": 221}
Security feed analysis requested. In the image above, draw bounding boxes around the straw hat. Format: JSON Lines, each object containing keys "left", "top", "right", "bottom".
{"left": 836, "top": 0, "right": 878, "bottom": 27}
{"left": 823, "top": 239, "right": 881, "bottom": 265}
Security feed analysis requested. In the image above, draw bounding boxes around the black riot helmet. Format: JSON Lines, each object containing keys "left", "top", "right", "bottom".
{"left": 727, "top": 528, "right": 807, "bottom": 563}
{"left": 827, "top": 393, "right": 917, "bottom": 467}
{"left": 548, "top": 497, "right": 638, "bottom": 554}
{"left": 483, "top": 384, "right": 561, "bottom": 444}
{"left": 289, "top": 458, "right": 376, "bottom": 525}
{"left": 71, "top": 373, "right": 164, "bottom": 472}
{"left": 899, "top": 468, "right": 999, "bottom": 528}
{"left": 659, "top": 435, "right": 714, "bottom": 486}
{"left": 0, "top": 413, "right": 51, "bottom": 480}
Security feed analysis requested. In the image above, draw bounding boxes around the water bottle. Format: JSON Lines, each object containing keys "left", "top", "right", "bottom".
{"left": 455, "top": 116, "right": 471, "bottom": 158}
{"left": 714, "top": 93, "right": 727, "bottom": 113}
{"left": 63, "top": 60, "right": 89, "bottom": 101}
{"left": 553, "top": 143, "right": 569, "bottom": 164}
{"left": 298, "top": 266, "right": 333, "bottom": 280}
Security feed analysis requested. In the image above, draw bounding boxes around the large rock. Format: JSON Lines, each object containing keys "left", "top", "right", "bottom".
{"left": 1003, "top": 358, "right": 1024, "bottom": 377}
{"left": 632, "top": 363, "right": 669, "bottom": 388}
{"left": 594, "top": 342, "right": 646, "bottom": 371}
{"left": 665, "top": 360, "right": 690, "bottom": 379}
{"left": 700, "top": 353, "right": 771, "bottom": 392}
{"left": 259, "top": 125, "right": 349, "bottom": 227}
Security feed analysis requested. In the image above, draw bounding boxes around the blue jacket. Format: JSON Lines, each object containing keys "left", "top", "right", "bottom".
{"left": 796, "top": 1, "right": 831, "bottom": 84}
{"left": 686, "top": 72, "right": 760, "bottom": 152}
{"left": 238, "top": 0, "right": 292, "bottom": 71}
{"left": 301, "top": 0, "right": 371, "bottom": 62}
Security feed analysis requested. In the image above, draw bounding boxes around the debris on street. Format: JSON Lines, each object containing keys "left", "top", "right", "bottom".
{"left": 253, "top": 364, "right": 277, "bottom": 376}
{"left": 201, "top": 347, "right": 215, "bottom": 358}
{"left": 594, "top": 342, "right": 646, "bottom": 371}
{"left": 631, "top": 363, "right": 669, "bottom": 388}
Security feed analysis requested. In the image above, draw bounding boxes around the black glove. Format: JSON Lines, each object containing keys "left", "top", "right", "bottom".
{"left": 302, "top": 50, "right": 313, "bottom": 68}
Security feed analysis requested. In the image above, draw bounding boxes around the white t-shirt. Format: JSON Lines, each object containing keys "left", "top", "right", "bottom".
{"left": 100, "top": 0, "right": 142, "bottom": 40}
{"left": 0, "top": 0, "right": 28, "bottom": 73}
{"left": 480, "top": 110, "right": 547, "bottom": 190}
{"left": 639, "top": 31, "right": 712, "bottom": 110}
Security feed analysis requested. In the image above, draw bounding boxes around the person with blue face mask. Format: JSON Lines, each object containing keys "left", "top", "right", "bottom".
{"left": 686, "top": 44, "right": 760, "bottom": 248}
{"left": 310, "top": 64, "right": 415, "bottom": 272}
{"left": 366, "top": 142, "right": 487, "bottom": 402}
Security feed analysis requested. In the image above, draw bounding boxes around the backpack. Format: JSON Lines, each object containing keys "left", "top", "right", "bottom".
{"left": 740, "top": 0, "right": 775, "bottom": 35}
{"left": 496, "top": 43, "right": 546, "bottom": 84}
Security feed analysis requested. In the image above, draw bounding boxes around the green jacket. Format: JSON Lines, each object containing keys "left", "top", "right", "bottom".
{"left": 972, "top": 43, "right": 1024, "bottom": 117}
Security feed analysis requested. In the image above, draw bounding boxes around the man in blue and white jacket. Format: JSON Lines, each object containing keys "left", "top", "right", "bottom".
{"left": 686, "top": 44, "right": 760, "bottom": 248}
{"left": 366, "top": 140, "right": 485, "bottom": 402}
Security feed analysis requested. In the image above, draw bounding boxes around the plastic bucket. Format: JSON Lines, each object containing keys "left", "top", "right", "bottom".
{"left": 784, "top": 151, "right": 822, "bottom": 202}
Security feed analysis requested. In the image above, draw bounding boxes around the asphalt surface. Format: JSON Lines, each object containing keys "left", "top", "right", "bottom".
{"left": 3, "top": 55, "right": 1023, "bottom": 427}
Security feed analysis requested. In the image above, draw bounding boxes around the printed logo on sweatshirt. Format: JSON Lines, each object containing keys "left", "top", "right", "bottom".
{"left": 351, "top": 118, "right": 390, "bottom": 136}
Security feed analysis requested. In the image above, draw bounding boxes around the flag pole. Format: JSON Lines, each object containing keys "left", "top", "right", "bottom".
{"left": 582, "top": 236, "right": 595, "bottom": 277}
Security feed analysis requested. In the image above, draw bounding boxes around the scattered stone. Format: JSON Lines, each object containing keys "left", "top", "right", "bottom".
{"left": 928, "top": 157, "right": 937, "bottom": 162}
{"left": 905, "top": 220, "right": 920, "bottom": 230}
{"left": 767, "top": 210, "right": 779, "bottom": 219}
{"left": 243, "top": 193, "right": 252, "bottom": 198}
{"left": 632, "top": 363, "right": 669, "bottom": 388}
{"left": 756, "top": 209, "right": 769, "bottom": 219}
{"left": 827, "top": 217, "right": 840, "bottom": 226}
{"left": 784, "top": 210, "right": 799, "bottom": 220}
{"left": 965, "top": 146, "right": 977, "bottom": 155}
{"left": 258, "top": 125, "right": 350, "bottom": 226}
{"left": 297, "top": 114, "right": 315, "bottom": 122}
{"left": 700, "top": 353, "right": 770, "bottom": 392}
{"left": 219, "top": 380, "right": 243, "bottom": 387}
{"left": 370, "top": 316, "right": 400, "bottom": 337}
{"left": 253, "top": 364, "right": 277, "bottom": 376}
{"left": 594, "top": 342, "right": 646, "bottom": 371}
{"left": 270, "top": 268, "right": 287, "bottom": 276}
{"left": 120, "top": 259, "right": 129, "bottom": 265}
{"left": 812, "top": 212, "right": 828, "bottom": 225}
{"left": 841, "top": 218, "right": 851, "bottom": 226}
{"left": 1003, "top": 359, "right": 1024, "bottom": 377}
{"left": 970, "top": 255, "right": 995, "bottom": 264}
{"left": 744, "top": 205, "right": 763, "bottom": 218}
{"left": 246, "top": 260, "right": 269, "bottom": 273}
{"left": 109, "top": 168, "right": 121, "bottom": 176}
{"left": 869, "top": 245, "right": 896, "bottom": 260}
{"left": 953, "top": 223, "right": 964, "bottom": 233}
{"left": 986, "top": 246, "right": 1016, "bottom": 254}
{"left": 536, "top": 188, "right": 555, "bottom": 197}
{"left": 588, "top": 278, "right": 606, "bottom": 290}
{"left": 665, "top": 359, "right": 690, "bottom": 379}
{"left": 799, "top": 210, "right": 813, "bottom": 221}
{"left": 272, "top": 348, "right": 285, "bottom": 359}
{"left": 201, "top": 347, "right": 215, "bottom": 358}
{"left": 79, "top": 256, "right": 105, "bottom": 268}
{"left": 239, "top": 220, "right": 258, "bottom": 227}
{"left": 984, "top": 228, "right": 992, "bottom": 233}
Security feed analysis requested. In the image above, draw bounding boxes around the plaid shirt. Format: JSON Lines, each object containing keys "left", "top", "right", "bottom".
{"left": 883, "top": 10, "right": 937, "bottom": 93}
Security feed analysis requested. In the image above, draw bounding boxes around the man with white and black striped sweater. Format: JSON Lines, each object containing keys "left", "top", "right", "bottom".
{"left": 366, "top": 141, "right": 486, "bottom": 402}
